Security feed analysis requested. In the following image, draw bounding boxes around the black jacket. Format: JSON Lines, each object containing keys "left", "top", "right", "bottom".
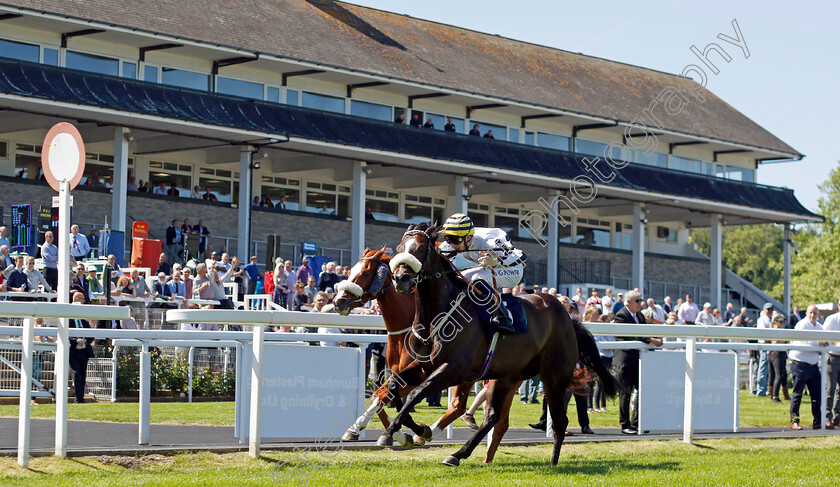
{"left": 69, "top": 318, "right": 95, "bottom": 359}
{"left": 165, "top": 225, "right": 182, "bottom": 245}
{"left": 613, "top": 306, "right": 652, "bottom": 359}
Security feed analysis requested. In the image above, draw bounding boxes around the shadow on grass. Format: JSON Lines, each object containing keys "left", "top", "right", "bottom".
{"left": 484, "top": 456, "right": 682, "bottom": 476}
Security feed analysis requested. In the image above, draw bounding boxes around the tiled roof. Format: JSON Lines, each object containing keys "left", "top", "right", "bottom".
{"left": 0, "top": 0, "right": 799, "bottom": 156}
{"left": 0, "top": 58, "right": 817, "bottom": 219}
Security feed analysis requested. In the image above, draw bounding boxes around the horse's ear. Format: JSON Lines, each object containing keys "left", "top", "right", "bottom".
{"left": 363, "top": 247, "right": 370, "bottom": 255}
{"left": 407, "top": 223, "right": 415, "bottom": 232}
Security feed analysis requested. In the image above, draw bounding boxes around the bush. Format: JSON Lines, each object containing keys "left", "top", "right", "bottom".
{"left": 115, "top": 349, "right": 234, "bottom": 397}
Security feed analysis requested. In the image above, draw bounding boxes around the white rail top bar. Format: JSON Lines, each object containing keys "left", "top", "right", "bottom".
{"left": 0, "top": 327, "right": 388, "bottom": 343}
{"left": 0, "top": 302, "right": 130, "bottom": 320}
{"left": 584, "top": 322, "right": 840, "bottom": 341}
{"left": 165, "top": 309, "right": 386, "bottom": 329}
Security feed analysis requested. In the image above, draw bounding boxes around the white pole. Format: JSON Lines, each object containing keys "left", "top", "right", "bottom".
{"left": 110, "top": 346, "right": 118, "bottom": 402}
{"left": 545, "top": 406, "right": 552, "bottom": 439}
{"left": 55, "top": 179, "right": 71, "bottom": 458}
{"left": 234, "top": 342, "right": 242, "bottom": 442}
{"left": 683, "top": 337, "right": 696, "bottom": 444}
{"left": 733, "top": 351, "right": 740, "bottom": 433}
{"left": 249, "top": 324, "right": 265, "bottom": 458}
{"left": 357, "top": 344, "right": 367, "bottom": 440}
{"left": 820, "top": 352, "right": 828, "bottom": 429}
{"left": 139, "top": 344, "right": 150, "bottom": 444}
{"left": 17, "top": 317, "right": 34, "bottom": 467}
{"left": 188, "top": 347, "right": 194, "bottom": 403}
{"left": 446, "top": 386, "right": 454, "bottom": 439}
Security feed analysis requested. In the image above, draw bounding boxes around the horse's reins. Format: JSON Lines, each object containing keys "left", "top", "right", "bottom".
{"left": 350, "top": 256, "right": 408, "bottom": 336}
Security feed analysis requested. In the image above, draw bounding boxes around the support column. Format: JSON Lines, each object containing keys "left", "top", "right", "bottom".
{"left": 546, "top": 190, "right": 559, "bottom": 290}
{"left": 631, "top": 203, "right": 645, "bottom": 291}
{"left": 784, "top": 223, "right": 792, "bottom": 318}
{"left": 238, "top": 147, "right": 254, "bottom": 260}
{"left": 454, "top": 176, "right": 468, "bottom": 215}
{"left": 111, "top": 127, "right": 129, "bottom": 235}
{"left": 351, "top": 161, "right": 367, "bottom": 260}
{"left": 710, "top": 214, "right": 722, "bottom": 308}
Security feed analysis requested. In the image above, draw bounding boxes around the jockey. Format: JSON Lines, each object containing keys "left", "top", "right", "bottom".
{"left": 439, "top": 213, "right": 525, "bottom": 334}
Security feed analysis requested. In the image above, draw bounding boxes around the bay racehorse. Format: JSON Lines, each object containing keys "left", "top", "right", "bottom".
{"left": 387, "top": 223, "right": 617, "bottom": 466}
{"left": 333, "top": 247, "right": 517, "bottom": 462}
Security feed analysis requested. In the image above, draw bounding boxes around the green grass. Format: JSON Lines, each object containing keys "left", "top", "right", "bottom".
{"left": 2, "top": 437, "right": 839, "bottom": 486}
{"left": 0, "top": 390, "right": 804, "bottom": 429}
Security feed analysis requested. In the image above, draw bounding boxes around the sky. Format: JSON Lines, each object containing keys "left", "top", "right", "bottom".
{"left": 347, "top": 0, "right": 839, "bottom": 214}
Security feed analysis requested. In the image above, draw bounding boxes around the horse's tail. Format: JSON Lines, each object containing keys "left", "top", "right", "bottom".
{"left": 571, "top": 317, "right": 618, "bottom": 398}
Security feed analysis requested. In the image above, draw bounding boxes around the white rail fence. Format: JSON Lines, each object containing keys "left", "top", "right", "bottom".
{"left": 5, "top": 305, "right": 840, "bottom": 466}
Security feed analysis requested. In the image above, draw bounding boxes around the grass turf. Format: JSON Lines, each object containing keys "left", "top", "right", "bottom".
{"left": 1, "top": 437, "right": 839, "bottom": 486}
{"left": 0, "top": 390, "right": 809, "bottom": 429}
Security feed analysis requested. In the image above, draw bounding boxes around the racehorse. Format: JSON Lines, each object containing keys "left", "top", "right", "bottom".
{"left": 387, "top": 223, "right": 617, "bottom": 466}
{"left": 333, "top": 247, "right": 518, "bottom": 462}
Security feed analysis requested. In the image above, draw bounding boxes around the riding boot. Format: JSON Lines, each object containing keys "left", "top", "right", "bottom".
{"left": 490, "top": 303, "right": 515, "bottom": 334}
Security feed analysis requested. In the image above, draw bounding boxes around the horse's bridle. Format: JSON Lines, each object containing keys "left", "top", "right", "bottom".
{"left": 340, "top": 256, "right": 393, "bottom": 306}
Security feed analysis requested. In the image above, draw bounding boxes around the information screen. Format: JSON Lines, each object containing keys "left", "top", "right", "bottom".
{"left": 11, "top": 204, "right": 31, "bottom": 248}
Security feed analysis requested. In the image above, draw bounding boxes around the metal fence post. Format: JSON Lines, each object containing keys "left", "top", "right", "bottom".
{"left": 139, "top": 343, "right": 151, "bottom": 445}
{"left": 111, "top": 346, "right": 119, "bottom": 402}
{"left": 188, "top": 347, "right": 195, "bottom": 403}
{"left": 249, "top": 324, "right": 265, "bottom": 458}
{"left": 17, "top": 317, "right": 34, "bottom": 467}
{"left": 683, "top": 337, "right": 696, "bottom": 444}
{"left": 820, "top": 351, "right": 828, "bottom": 429}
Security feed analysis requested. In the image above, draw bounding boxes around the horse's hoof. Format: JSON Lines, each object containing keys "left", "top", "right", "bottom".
{"left": 376, "top": 434, "right": 393, "bottom": 447}
{"left": 442, "top": 456, "right": 460, "bottom": 467}
{"left": 341, "top": 430, "right": 359, "bottom": 442}
{"left": 413, "top": 435, "right": 426, "bottom": 446}
{"left": 419, "top": 423, "right": 433, "bottom": 441}
{"left": 398, "top": 433, "right": 414, "bottom": 450}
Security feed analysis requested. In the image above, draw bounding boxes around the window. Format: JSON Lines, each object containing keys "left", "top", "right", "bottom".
{"left": 633, "top": 150, "right": 668, "bottom": 168}
{"left": 122, "top": 62, "right": 137, "bottom": 79}
{"left": 538, "top": 132, "right": 570, "bottom": 151}
{"left": 161, "top": 67, "right": 209, "bottom": 90}
{"left": 364, "top": 190, "right": 400, "bottom": 222}
{"left": 715, "top": 164, "right": 726, "bottom": 178}
{"left": 143, "top": 65, "right": 158, "bottom": 82}
{"left": 725, "top": 166, "right": 755, "bottom": 183}
{"left": 198, "top": 167, "right": 235, "bottom": 202}
{"left": 494, "top": 207, "right": 519, "bottom": 236}
{"left": 65, "top": 51, "right": 119, "bottom": 76}
{"left": 151, "top": 161, "right": 192, "bottom": 197}
{"left": 670, "top": 155, "right": 703, "bottom": 174}
{"left": 286, "top": 89, "right": 299, "bottom": 106}
{"left": 267, "top": 86, "right": 280, "bottom": 103}
{"left": 0, "top": 39, "right": 39, "bottom": 62}
{"left": 576, "top": 218, "right": 611, "bottom": 247}
{"left": 0, "top": 141, "right": 7, "bottom": 158}
{"left": 217, "top": 76, "right": 264, "bottom": 100}
{"left": 508, "top": 128, "right": 519, "bottom": 143}
{"left": 305, "top": 182, "right": 350, "bottom": 216}
{"left": 467, "top": 203, "right": 489, "bottom": 227}
{"left": 351, "top": 100, "right": 392, "bottom": 121}
{"left": 260, "top": 176, "right": 301, "bottom": 210}
{"left": 301, "top": 91, "right": 344, "bottom": 113}
{"left": 404, "top": 195, "right": 445, "bottom": 224}
{"left": 615, "top": 222, "right": 632, "bottom": 250}
{"left": 42, "top": 48, "right": 58, "bottom": 66}
{"left": 426, "top": 114, "right": 465, "bottom": 133}
{"left": 472, "top": 121, "right": 505, "bottom": 139}
{"left": 524, "top": 131, "right": 535, "bottom": 145}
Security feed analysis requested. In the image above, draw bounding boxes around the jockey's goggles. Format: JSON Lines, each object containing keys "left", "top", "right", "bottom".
{"left": 444, "top": 235, "right": 465, "bottom": 245}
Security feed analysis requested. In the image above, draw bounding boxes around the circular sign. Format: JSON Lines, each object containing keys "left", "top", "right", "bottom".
{"left": 41, "top": 122, "right": 86, "bottom": 192}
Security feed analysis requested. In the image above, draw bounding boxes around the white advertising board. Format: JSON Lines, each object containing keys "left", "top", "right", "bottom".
{"left": 639, "top": 350, "right": 738, "bottom": 432}
{"left": 237, "top": 343, "right": 367, "bottom": 439}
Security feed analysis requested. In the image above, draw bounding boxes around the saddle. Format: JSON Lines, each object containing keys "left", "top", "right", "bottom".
{"left": 475, "top": 292, "right": 529, "bottom": 335}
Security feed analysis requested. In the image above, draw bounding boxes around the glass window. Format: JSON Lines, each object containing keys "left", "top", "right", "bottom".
{"left": 576, "top": 225, "right": 610, "bottom": 248}
{"left": 633, "top": 150, "right": 669, "bottom": 168}
{"left": 471, "top": 121, "right": 505, "bottom": 140}
{"left": 615, "top": 223, "right": 632, "bottom": 250}
{"left": 0, "top": 39, "right": 39, "bottom": 62}
{"left": 524, "top": 131, "right": 535, "bottom": 145}
{"left": 13, "top": 154, "right": 40, "bottom": 180}
{"left": 365, "top": 199, "right": 399, "bottom": 222}
{"left": 404, "top": 202, "right": 443, "bottom": 225}
{"left": 286, "top": 89, "right": 299, "bottom": 106}
{"left": 670, "top": 155, "right": 703, "bottom": 174}
{"left": 144, "top": 65, "right": 158, "bottom": 82}
{"left": 267, "top": 86, "right": 280, "bottom": 103}
{"left": 431, "top": 115, "right": 464, "bottom": 133}
{"left": 350, "top": 100, "right": 392, "bottom": 121}
{"left": 122, "top": 62, "right": 137, "bottom": 79}
{"left": 43, "top": 48, "right": 59, "bottom": 66}
{"left": 65, "top": 51, "right": 119, "bottom": 76}
{"left": 726, "top": 166, "right": 755, "bottom": 182}
{"left": 495, "top": 215, "right": 519, "bottom": 235}
{"left": 0, "top": 141, "right": 7, "bottom": 158}
{"left": 150, "top": 171, "right": 191, "bottom": 197}
{"left": 703, "top": 162, "right": 712, "bottom": 175}
{"left": 715, "top": 164, "right": 726, "bottom": 178}
{"left": 306, "top": 191, "right": 337, "bottom": 214}
{"left": 469, "top": 211, "right": 488, "bottom": 227}
{"left": 261, "top": 185, "right": 300, "bottom": 210}
{"left": 538, "top": 132, "right": 570, "bottom": 151}
{"left": 519, "top": 211, "right": 548, "bottom": 239}
{"left": 161, "top": 67, "right": 209, "bottom": 90}
{"left": 198, "top": 177, "right": 230, "bottom": 202}
{"left": 217, "top": 76, "right": 264, "bottom": 100}
{"left": 508, "top": 128, "right": 519, "bottom": 143}
{"left": 301, "top": 91, "right": 344, "bottom": 113}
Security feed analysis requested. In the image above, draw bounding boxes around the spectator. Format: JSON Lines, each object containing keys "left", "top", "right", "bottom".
{"left": 296, "top": 257, "right": 313, "bottom": 285}
{"left": 444, "top": 117, "right": 456, "bottom": 132}
{"left": 275, "top": 196, "right": 287, "bottom": 210}
{"left": 89, "top": 171, "right": 102, "bottom": 187}
{"left": 788, "top": 306, "right": 802, "bottom": 329}
{"left": 270, "top": 257, "right": 286, "bottom": 307}
{"left": 0, "top": 245, "right": 13, "bottom": 271}
{"left": 394, "top": 113, "right": 406, "bottom": 124}
{"left": 202, "top": 187, "right": 218, "bottom": 202}
{"left": 365, "top": 206, "right": 376, "bottom": 221}
{"left": 423, "top": 118, "right": 435, "bottom": 129}
{"left": 181, "top": 219, "right": 193, "bottom": 234}
{"left": 194, "top": 220, "right": 211, "bottom": 256}
{"left": 106, "top": 254, "right": 122, "bottom": 283}
{"left": 86, "top": 266, "right": 104, "bottom": 300}
{"left": 166, "top": 270, "right": 187, "bottom": 300}
{"left": 586, "top": 289, "right": 601, "bottom": 308}
{"left": 613, "top": 289, "right": 662, "bottom": 434}
{"left": 0, "top": 226, "right": 10, "bottom": 249}
{"left": 593, "top": 312, "right": 615, "bottom": 412}
{"left": 68, "top": 292, "right": 94, "bottom": 403}
{"left": 155, "top": 252, "right": 171, "bottom": 276}
{"left": 695, "top": 302, "right": 713, "bottom": 326}
{"left": 142, "top": 181, "right": 152, "bottom": 193}
{"left": 469, "top": 124, "right": 481, "bottom": 136}
{"left": 154, "top": 182, "right": 167, "bottom": 195}
{"left": 317, "top": 262, "right": 341, "bottom": 292}
{"left": 126, "top": 176, "right": 139, "bottom": 192}
{"left": 262, "top": 194, "right": 273, "bottom": 207}
{"left": 182, "top": 267, "right": 194, "bottom": 298}
{"left": 104, "top": 177, "right": 114, "bottom": 189}
{"left": 151, "top": 272, "right": 171, "bottom": 301}
{"left": 611, "top": 293, "right": 624, "bottom": 316}
{"left": 823, "top": 297, "right": 840, "bottom": 429}
{"left": 69, "top": 225, "right": 90, "bottom": 261}
{"left": 137, "top": 180, "right": 147, "bottom": 193}
{"left": 291, "top": 280, "right": 309, "bottom": 311}
{"left": 601, "top": 288, "right": 614, "bottom": 316}
{"left": 677, "top": 294, "right": 700, "bottom": 324}
{"left": 768, "top": 312, "right": 789, "bottom": 403}
{"left": 40, "top": 231, "right": 59, "bottom": 290}
{"left": 243, "top": 256, "right": 260, "bottom": 295}
{"left": 198, "top": 260, "right": 234, "bottom": 309}
{"left": 723, "top": 303, "right": 736, "bottom": 324}
{"left": 313, "top": 291, "right": 343, "bottom": 346}
{"left": 642, "top": 298, "right": 665, "bottom": 324}
{"left": 736, "top": 307, "right": 751, "bottom": 327}
{"left": 304, "top": 275, "right": 318, "bottom": 303}
{"left": 252, "top": 196, "right": 261, "bottom": 206}
{"left": 5, "top": 255, "right": 28, "bottom": 293}
{"left": 165, "top": 219, "right": 182, "bottom": 265}
{"left": 754, "top": 303, "right": 774, "bottom": 397}
{"left": 325, "top": 287, "right": 335, "bottom": 303}
{"left": 115, "top": 275, "right": 136, "bottom": 297}
{"left": 131, "top": 269, "right": 148, "bottom": 297}
{"left": 24, "top": 256, "right": 51, "bottom": 293}
{"left": 663, "top": 296, "right": 673, "bottom": 314}
{"left": 88, "top": 228, "right": 99, "bottom": 254}
{"left": 548, "top": 288, "right": 558, "bottom": 297}
{"left": 483, "top": 130, "right": 495, "bottom": 139}
{"left": 70, "top": 264, "right": 90, "bottom": 302}
{"left": 335, "top": 265, "right": 344, "bottom": 282}
{"left": 558, "top": 295, "right": 577, "bottom": 318}
{"left": 571, "top": 287, "right": 586, "bottom": 316}
{"left": 191, "top": 185, "right": 201, "bottom": 199}
{"left": 789, "top": 305, "right": 831, "bottom": 430}
{"left": 231, "top": 256, "right": 246, "bottom": 297}
{"left": 409, "top": 113, "right": 422, "bottom": 128}
{"left": 712, "top": 308, "right": 724, "bottom": 326}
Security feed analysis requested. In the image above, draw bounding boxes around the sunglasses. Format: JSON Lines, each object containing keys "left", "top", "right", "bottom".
{"left": 633, "top": 299, "right": 642, "bottom": 303}
{"left": 444, "top": 235, "right": 464, "bottom": 245}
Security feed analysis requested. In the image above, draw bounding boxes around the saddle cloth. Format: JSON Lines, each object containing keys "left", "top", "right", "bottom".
{"left": 475, "top": 293, "right": 529, "bottom": 335}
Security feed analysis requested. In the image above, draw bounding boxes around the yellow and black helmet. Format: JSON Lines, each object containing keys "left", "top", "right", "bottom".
{"left": 441, "top": 213, "right": 475, "bottom": 237}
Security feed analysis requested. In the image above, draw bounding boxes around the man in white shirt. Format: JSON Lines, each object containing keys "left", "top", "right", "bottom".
{"left": 572, "top": 287, "right": 587, "bottom": 317}
{"left": 677, "top": 294, "right": 700, "bottom": 324}
{"left": 69, "top": 225, "right": 91, "bottom": 260}
{"left": 789, "top": 305, "right": 831, "bottom": 430}
{"left": 601, "top": 288, "right": 614, "bottom": 316}
{"left": 822, "top": 298, "right": 840, "bottom": 428}
{"left": 695, "top": 302, "right": 714, "bottom": 326}
{"left": 754, "top": 302, "right": 774, "bottom": 396}
{"left": 643, "top": 298, "right": 666, "bottom": 324}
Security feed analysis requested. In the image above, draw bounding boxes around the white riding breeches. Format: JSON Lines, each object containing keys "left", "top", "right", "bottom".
{"left": 461, "top": 264, "right": 524, "bottom": 290}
